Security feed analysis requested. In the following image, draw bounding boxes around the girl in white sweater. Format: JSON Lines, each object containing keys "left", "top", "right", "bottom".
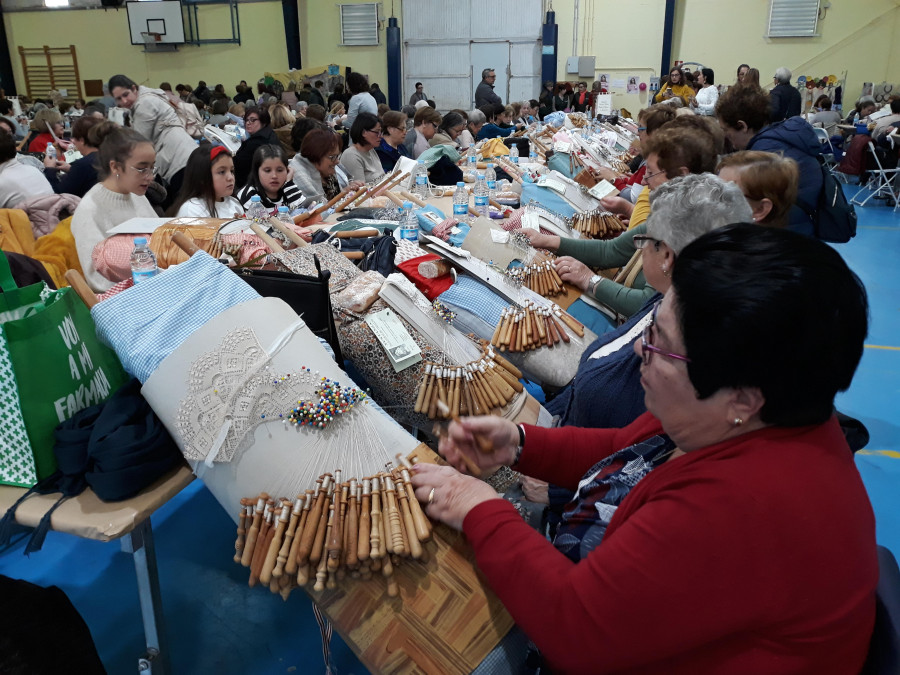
{"left": 71, "top": 123, "right": 157, "bottom": 291}
{"left": 171, "top": 144, "right": 244, "bottom": 218}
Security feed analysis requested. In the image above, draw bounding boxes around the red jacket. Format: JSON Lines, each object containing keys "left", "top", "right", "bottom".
{"left": 464, "top": 412, "right": 877, "bottom": 674}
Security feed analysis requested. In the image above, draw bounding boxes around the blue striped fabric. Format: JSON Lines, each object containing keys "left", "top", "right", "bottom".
{"left": 437, "top": 275, "right": 508, "bottom": 329}
{"left": 91, "top": 252, "right": 260, "bottom": 383}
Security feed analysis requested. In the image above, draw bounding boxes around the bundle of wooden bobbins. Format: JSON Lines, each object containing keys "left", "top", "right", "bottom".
{"left": 570, "top": 210, "right": 628, "bottom": 239}
{"left": 490, "top": 301, "right": 585, "bottom": 353}
{"left": 414, "top": 347, "right": 524, "bottom": 422}
{"left": 506, "top": 259, "right": 566, "bottom": 298}
{"left": 567, "top": 114, "right": 588, "bottom": 129}
{"left": 234, "top": 456, "right": 432, "bottom": 599}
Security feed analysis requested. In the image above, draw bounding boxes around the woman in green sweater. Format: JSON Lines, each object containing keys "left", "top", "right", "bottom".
{"left": 524, "top": 126, "right": 717, "bottom": 319}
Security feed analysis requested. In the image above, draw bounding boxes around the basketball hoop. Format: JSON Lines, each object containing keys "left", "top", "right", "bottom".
{"left": 141, "top": 31, "right": 162, "bottom": 47}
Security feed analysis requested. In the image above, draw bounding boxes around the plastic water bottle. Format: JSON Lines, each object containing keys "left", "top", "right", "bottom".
{"left": 399, "top": 201, "right": 419, "bottom": 243}
{"left": 485, "top": 163, "right": 497, "bottom": 199}
{"left": 277, "top": 205, "right": 293, "bottom": 226}
{"left": 130, "top": 237, "right": 159, "bottom": 284}
{"left": 413, "top": 160, "right": 429, "bottom": 199}
{"left": 509, "top": 144, "right": 519, "bottom": 165}
{"left": 529, "top": 142, "right": 537, "bottom": 163}
{"left": 467, "top": 146, "right": 477, "bottom": 174}
{"left": 247, "top": 195, "right": 267, "bottom": 223}
{"left": 452, "top": 181, "right": 469, "bottom": 224}
{"left": 45, "top": 144, "right": 56, "bottom": 162}
{"left": 474, "top": 173, "right": 489, "bottom": 218}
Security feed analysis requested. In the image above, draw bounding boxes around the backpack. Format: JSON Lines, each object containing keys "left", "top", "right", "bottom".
{"left": 799, "top": 155, "right": 858, "bottom": 243}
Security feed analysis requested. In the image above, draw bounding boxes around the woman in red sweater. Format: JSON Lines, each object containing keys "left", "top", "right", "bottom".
{"left": 412, "top": 224, "right": 877, "bottom": 674}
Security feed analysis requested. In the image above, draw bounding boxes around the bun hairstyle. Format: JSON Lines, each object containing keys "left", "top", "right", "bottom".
{"left": 89, "top": 122, "right": 151, "bottom": 179}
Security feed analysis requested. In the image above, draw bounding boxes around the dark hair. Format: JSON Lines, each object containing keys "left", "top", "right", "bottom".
{"left": 439, "top": 111, "right": 465, "bottom": 135}
{"left": 0, "top": 128, "right": 15, "bottom": 163}
{"left": 333, "top": 83, "right": 345, "bottom": 95}
{"left": 306, "top": 104, "right": 327, "bottom": 121}
{"left": 84, "top": 103, "right": 107, "bottom": 118}
{"left": 350, "top": 111, "right": 380, "bottom": 145}
{"left": 244, "top": 107, "right": 271, "bottom": 127}
{"left": 108, "top": 74, "right": 138, "bottom": 94}
{"left": 301, "top": 128, "right": 341, "bottom": 164}
{"left": 716, "top": 84, "right": 770, "bottom": 133}
{"left": 426, "top": 99, "right": 436, "bottom": 109}
{"left": 170, "top": 143, "right": 233, "bottom": 216}
{"left": 814, "top": 95, "right": 832, "bottom": 110}
{"left": 247, "top": 144, "right": 289, "bottom": 194}
{"left": 0, "top": 117, "right": 15, "bottom": 138}
{"left": 315, "top": 81, "right": 323, "bottom": 88}
{"left": 415, "top": 82, "right": 423, "bottom": 88}
{"left": 0, "top": 99, "right": 12, "bottom": 115}
{"left": 643, "top": 126, "right": 717, "bottom": 177}
{"left": 370, "top": 83, "right": 381, "bottom": 91}
{"left": 529, "top": 99, "right": 539, "bottom": 109}
{"left": 71, "top": 115, "right": 102, "bottom": 144}
{"left": 478, "top": 104, "right": 496, "bottom": 123}
{"left": 290, "top": 118, "right": 326, "bottom": 151}
{"left": 673, "top": 223, "right": 867, "bottom": 426}
{"left": 737, "top": 63, "right": 750, "bottom": 77}
{"left": 90, "top": 122, "right": 151, "bottom": 179}
{"left": 346, "top": 72, "right": 369, "bottom": 95}
{"left": 160, "top": 82, "right": 172, "bottom": 92}
{"left": 701, "top": 68, "right": 715, "bottom": 85}
{"left": 211, "top": 99, "right": 228, "bottom": 116}
{"left": 198, "top": 80, "right": 207, "bottom": 88}
{"left": 891, "top": 99, "right": 900, "bottom": 114}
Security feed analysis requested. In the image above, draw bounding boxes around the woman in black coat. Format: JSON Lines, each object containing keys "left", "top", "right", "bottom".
{"left": 233, "top": 107, "right": 280, "bottom": 189}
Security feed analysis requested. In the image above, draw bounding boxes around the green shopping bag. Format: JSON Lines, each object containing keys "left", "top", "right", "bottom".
{"left": 0, "top": 253, "right": 129, "bottom": 487}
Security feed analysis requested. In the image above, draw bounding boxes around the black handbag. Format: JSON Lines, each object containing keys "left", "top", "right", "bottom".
{"left": 234, "top": 254, "right": 344, "bottom": 363}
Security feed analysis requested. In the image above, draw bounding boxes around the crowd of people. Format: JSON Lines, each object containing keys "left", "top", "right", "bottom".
{"left": 0, "top": 61, "right": 885, "bottom": 672}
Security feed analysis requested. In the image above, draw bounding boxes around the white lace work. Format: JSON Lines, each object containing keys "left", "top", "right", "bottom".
{"left": 175, "top": 327, "right": 318, "bottom": 463}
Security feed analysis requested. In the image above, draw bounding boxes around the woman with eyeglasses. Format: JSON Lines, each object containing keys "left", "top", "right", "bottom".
{"left": 291, "top": 128, "right": 356, "bottom": 206}
{"left": 654, "top": 67, "right": 694, "bottom": 105}
{"left": 412, "top": 222, "right": 876, "bottom": 675}
{"left": 429, "top": 111, "right": 467, "bottom": 149}
{"left": 339, "top": 112, "right": 386, "bottom": 184}
{"left": 404, "top": 106, "right": 442, "bottom": 159}
{"left": 71, "top": 123, "right": 158, "bottom": 291}
{"left": 107, "top": 75, "right": 197, "bottom": 206}
{"left": 232, "top": 107, "right": 279, "bottom": 190}
{"left": 374, "top": 110, "right": 410, "bottom": 173}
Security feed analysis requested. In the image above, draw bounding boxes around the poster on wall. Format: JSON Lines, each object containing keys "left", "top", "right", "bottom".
{"left": 649, "top": 77, "right": 660, "bottom": 92}
{"left": 611, "top": 78, "right": 626, "bottom": 89}
{"left": 627, "top": 77, "right": 640, "bottom": 93}
{"left": 598, "top": 73, "right": 610, "bottom": 93}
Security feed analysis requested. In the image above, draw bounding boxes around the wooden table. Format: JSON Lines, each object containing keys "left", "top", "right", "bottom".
{"left": 0, "top": 464, "right": 195, "bottom": 674}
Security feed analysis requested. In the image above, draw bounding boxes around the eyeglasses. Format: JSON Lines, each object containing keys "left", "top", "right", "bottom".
{"left": 642, "top": 168, "right": 667, "bottom": 183}
{"left": 637, "top": 126, "right": 647, "bottom": 132}
{"left": 641, "top": 301, "right": 691, "bottom": 366}
{"left": 633, "top": 235, "right": 661, "bottom": 250}
{"left": 129, "top": 165, "right": 157, "bottom": 175}
{"left": 366, "top": 127, "right": 383, "bottom": 135}
{"left": 326, "top": 153, "right": 341, "bottom": 161}
{"left": 245, "top": 117, "right": 260, "bottom": 124}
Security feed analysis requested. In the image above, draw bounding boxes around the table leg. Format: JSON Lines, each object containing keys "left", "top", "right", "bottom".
{"left": 121, "top": 519, "right": 171, "bottom": 675}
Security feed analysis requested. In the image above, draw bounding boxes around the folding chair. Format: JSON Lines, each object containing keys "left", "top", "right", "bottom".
{"left": 851, "top": 142, "right": 900, "bottom": 211}
{"left": 813, "top": 126, "right": 837, "bottom": 169}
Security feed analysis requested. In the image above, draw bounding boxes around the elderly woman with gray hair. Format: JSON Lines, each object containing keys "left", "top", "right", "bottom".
{"left": 544, "top": 173, "right": 751, "bottom": 432}
{"left": 458, "top": 108, "right": 486, "bottom": 150}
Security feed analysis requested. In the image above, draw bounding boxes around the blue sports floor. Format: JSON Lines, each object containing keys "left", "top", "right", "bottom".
{"left": 1, "top": 184, "right": 898, "bottom": 674}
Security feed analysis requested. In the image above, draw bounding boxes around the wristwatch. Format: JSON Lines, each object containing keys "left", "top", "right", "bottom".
{"left": 587, "top": 274, "right": 603, "bottom": 296}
